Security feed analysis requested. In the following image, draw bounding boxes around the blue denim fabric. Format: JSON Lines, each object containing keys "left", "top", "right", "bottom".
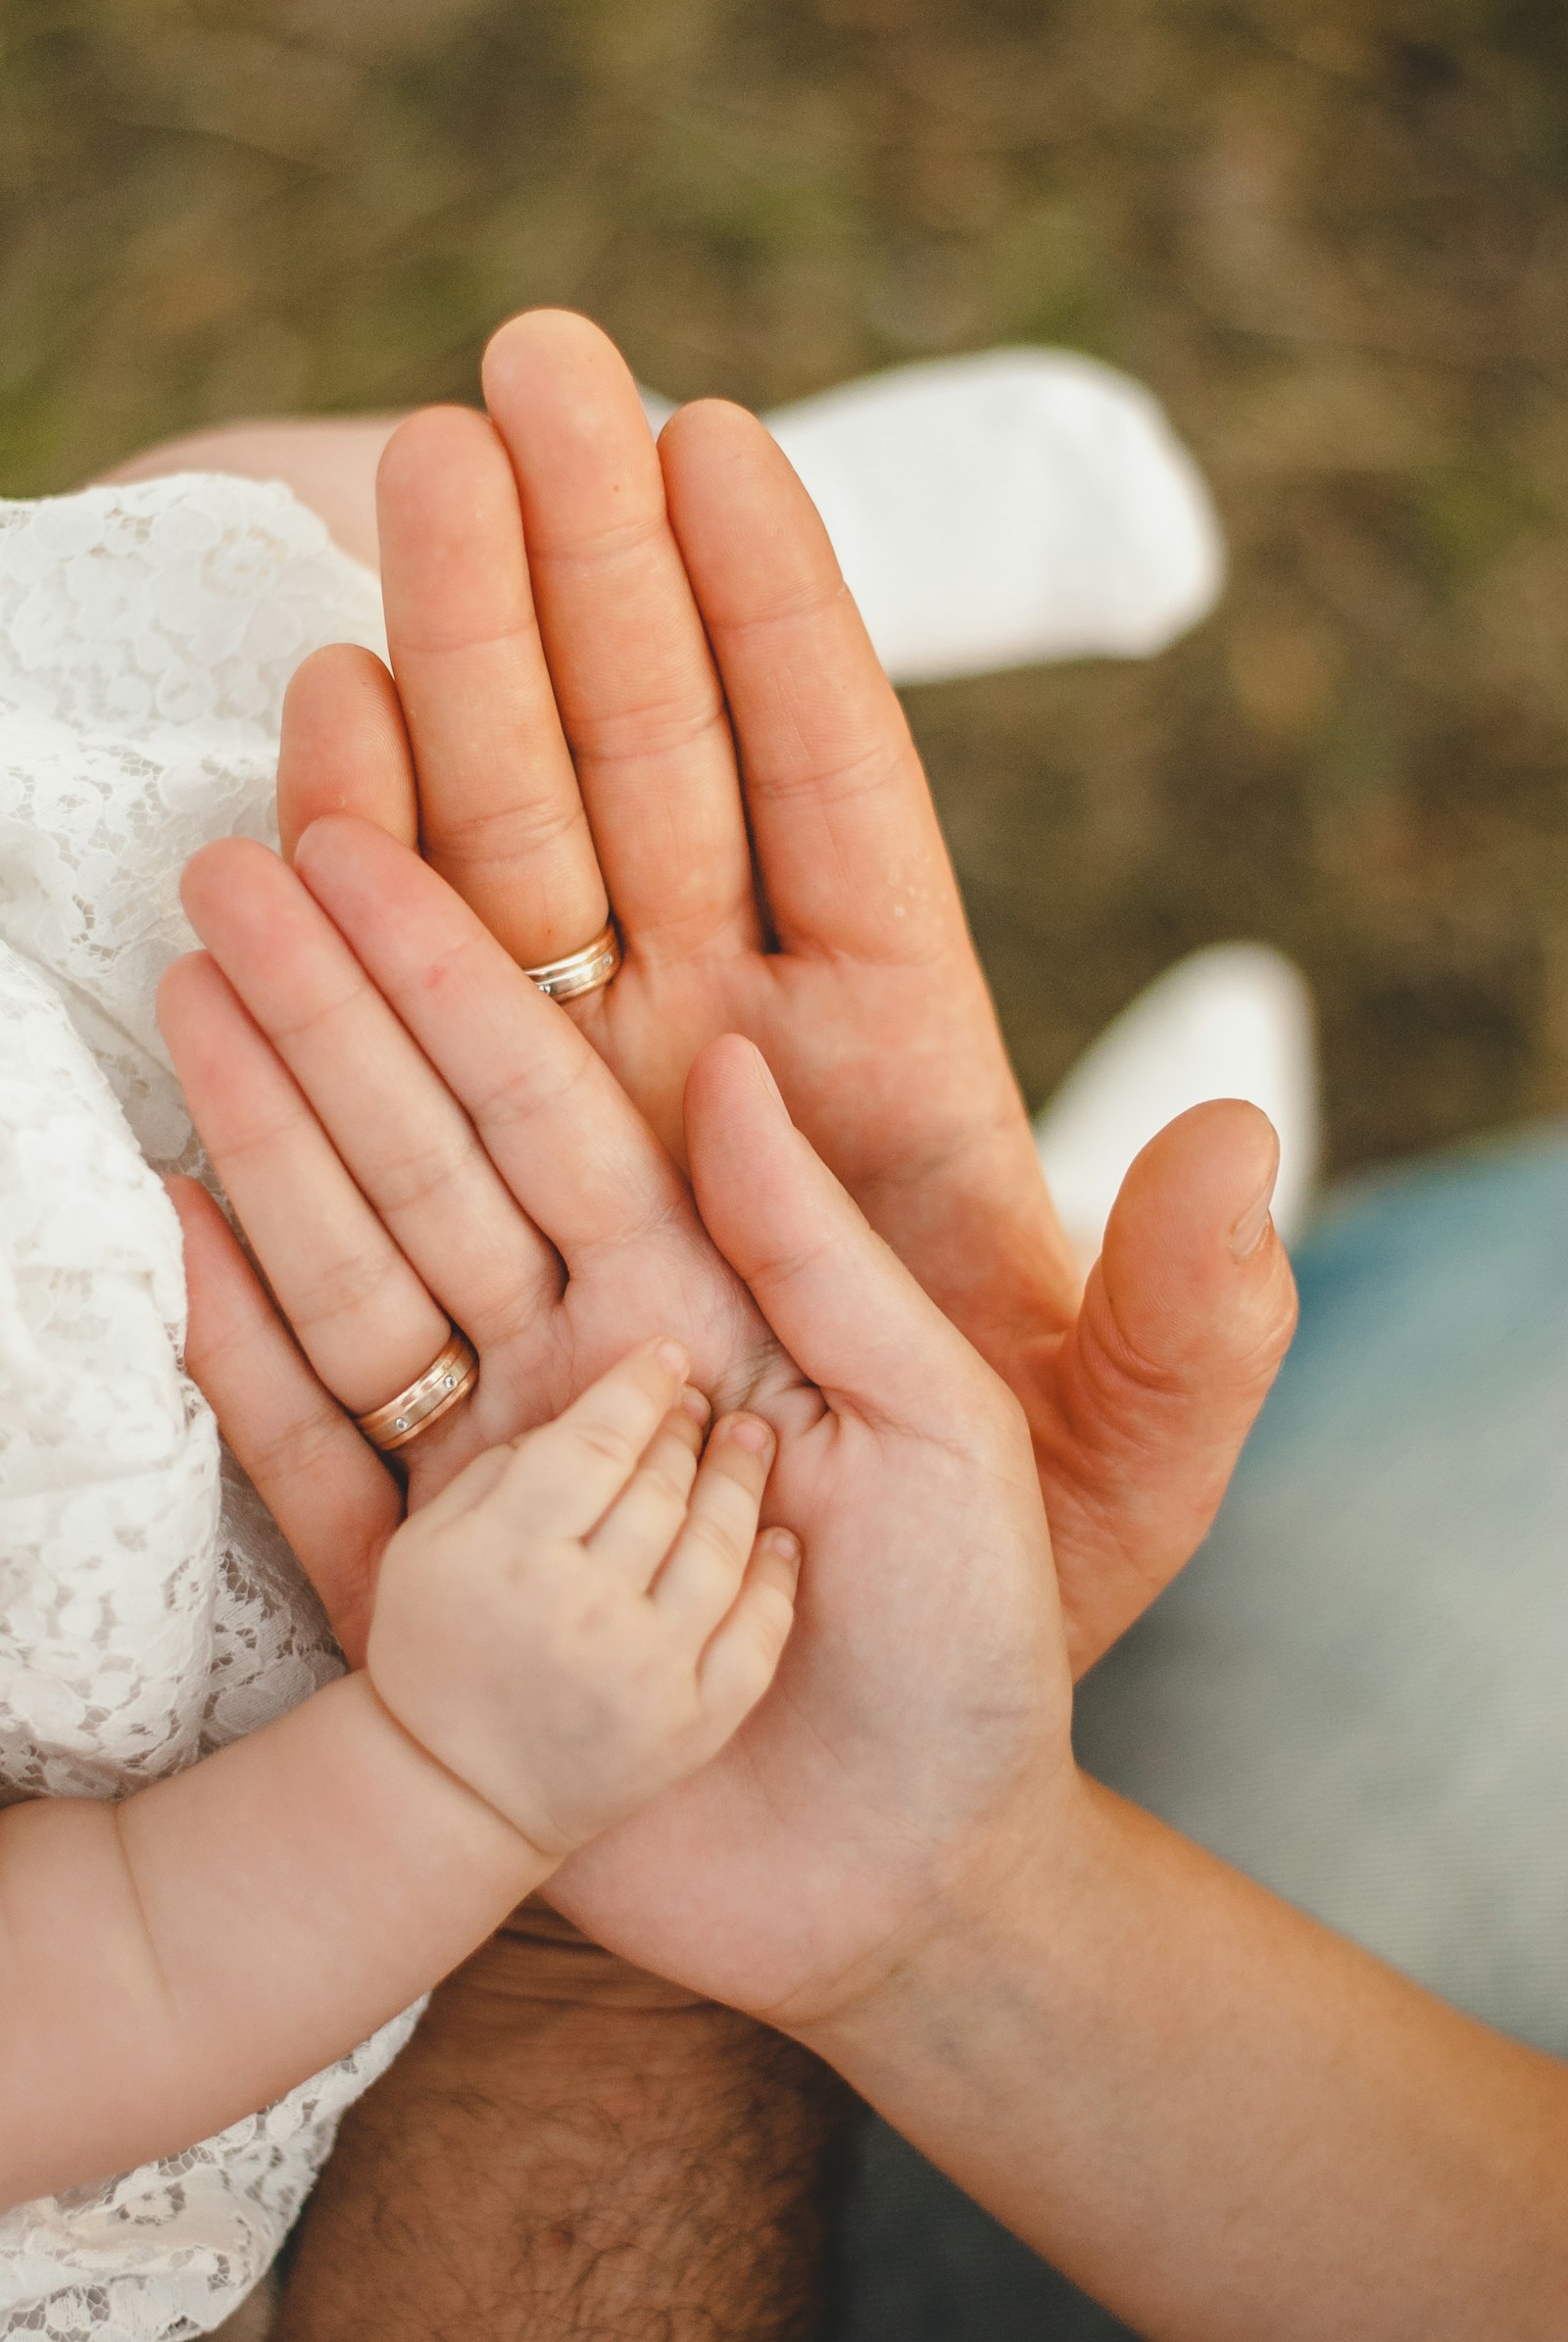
{"left": 1075, "top": 1120, "right": 1568, "bottom": 2052}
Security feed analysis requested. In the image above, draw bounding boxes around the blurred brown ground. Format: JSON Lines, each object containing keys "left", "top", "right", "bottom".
{"left": 3, "top": 0, "right": 1566, "bottom": 1174}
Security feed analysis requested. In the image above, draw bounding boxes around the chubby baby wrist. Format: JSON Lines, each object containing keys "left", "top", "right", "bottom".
{"left": 346, "top": 1669, "right": 563, "bottom": 1889}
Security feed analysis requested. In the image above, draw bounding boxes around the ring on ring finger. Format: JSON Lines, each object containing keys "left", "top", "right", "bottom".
{"left": 356, "top": 1327, "right": 479, "bottom": 1452}
{"left": 522, "top": 919, "right": 621, "bottom": 1003}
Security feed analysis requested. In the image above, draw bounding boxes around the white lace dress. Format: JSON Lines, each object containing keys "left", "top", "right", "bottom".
{"left": 0, "top": 476, "right": 424, "bottom": 2341}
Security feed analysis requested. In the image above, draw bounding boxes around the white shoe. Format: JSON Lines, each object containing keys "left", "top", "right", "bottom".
{"left": 644, "top": 348, "right": 1224, "bottom": 683}
{"left": 1032, "top": 946, "right": 1319, "bottom": 1272}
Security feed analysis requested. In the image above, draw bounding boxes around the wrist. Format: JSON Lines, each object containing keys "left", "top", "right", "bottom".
{"left": 495, "top": 1896, "right": 712, "bottom": 2010}
{"left": 790, "top": 1757, "right": 1108, "bottom": 2085}
{"left": 345, "top": 1669, "right": 562, "bottom": 1885}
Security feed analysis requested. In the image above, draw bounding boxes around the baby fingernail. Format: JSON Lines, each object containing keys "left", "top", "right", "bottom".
{"left": 680, "top": 1385, "right": 711, "bottom": 1425}
{"left": 656, "top": 1339, "right": 689, "bottom": 1377}
{"left": 726, "top": 1413, "right": 773, "bottom": 1453}
{"left": 766, "top": 1528, "right": 801, "bottom": 1563}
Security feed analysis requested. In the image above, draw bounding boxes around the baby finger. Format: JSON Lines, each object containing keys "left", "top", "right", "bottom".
{"left": 651, "top": 1413, "right": 775, "bottom": 1638}
{"left": 698, "top": 1529, "right": 803, "bottom": 1725}
{"left": 585, "top": 1392, "right": 710, "bottom": 1582}
{"left": 491, "top": 1338, "right": 690, "bottom": 1540}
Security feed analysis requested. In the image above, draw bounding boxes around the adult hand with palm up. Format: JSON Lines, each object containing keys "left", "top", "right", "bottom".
{"left": 160, "top": 823, "right": 1070, "bottom": 2024}
{"left": 276, "top": 310, "right": 1296, "bottom": 1683}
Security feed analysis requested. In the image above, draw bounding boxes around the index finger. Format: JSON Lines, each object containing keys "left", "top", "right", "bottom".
{"left": 660, "top": 399, "right": 969, "bottom": 965}
{"left": 290, "top": 815, "right": 697, "bottom": 1263}
{"left": 491, "top": 1339, "right": 691, "bottom": 1541}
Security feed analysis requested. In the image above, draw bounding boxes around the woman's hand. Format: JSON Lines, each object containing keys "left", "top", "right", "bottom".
{"left": 160, "top": 816, "right": 803, "bottom": 1665}
{"left": 161, "top": 834, "right": 1074, "bottom": 2025}
{"left": 275, "top": 308, "right": 1298, "bottom": 1680}
{"left": 554, "top": 1030, "right": 1080, "bottom": 2025}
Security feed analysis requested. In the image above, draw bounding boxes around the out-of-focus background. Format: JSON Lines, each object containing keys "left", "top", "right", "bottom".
{"left": 4, "top": 0, "right": 1566, "bottom": 1176}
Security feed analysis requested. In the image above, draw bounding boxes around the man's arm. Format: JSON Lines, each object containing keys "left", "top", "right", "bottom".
{"left": 275, "top": 1910, "right": 853, "bottom": 2342}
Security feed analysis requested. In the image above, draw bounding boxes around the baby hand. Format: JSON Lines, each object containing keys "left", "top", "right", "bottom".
{"left": 367, "top": 1341, "right": 800, "bottom": 1861}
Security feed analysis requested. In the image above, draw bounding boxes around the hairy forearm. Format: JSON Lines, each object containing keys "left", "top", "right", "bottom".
{"left": 815, "top": 1776, "right": 1568, "bottom": 2342}
{"left": 0, "top": 1675, "right": 544, "bottom": 2206}
{"left": 276, "top": 1910, "right": 853, "bottom": 2342}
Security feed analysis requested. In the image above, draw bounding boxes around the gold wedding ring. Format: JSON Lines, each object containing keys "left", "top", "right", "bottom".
{"left": 523, "top": 919, "right": 621, "bottom": 1003}
{"left": 355, "top": 1328, "right": 479, "bottom": 1453}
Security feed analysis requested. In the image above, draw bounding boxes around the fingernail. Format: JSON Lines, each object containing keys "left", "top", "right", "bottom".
{"left": 765, "top": 1528, "right": 801, "bottom": 1565}
{"left": 724, "top": 1413, "right": 774, "bottom": 1454}
{"left": 1229, "top": 1172, "right": 1279, "bottom": 1263}
{"left": 680, "top": 1384, "right": 711, "bottom": 1426}
{"left": 656, "top": 1339, "right": 689, "bottom": 1377}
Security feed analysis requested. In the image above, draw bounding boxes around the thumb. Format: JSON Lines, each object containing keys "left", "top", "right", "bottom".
{"left": 684, "top": 1035, "right": 989, "bottom": 1430}
{"left": 1043, "top": 1098, "right": 1299, "bottom": 1676}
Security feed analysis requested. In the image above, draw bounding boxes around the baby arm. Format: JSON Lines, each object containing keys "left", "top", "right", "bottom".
{"left": 0, "top": 1341, "right": 795, "bottom": 2211}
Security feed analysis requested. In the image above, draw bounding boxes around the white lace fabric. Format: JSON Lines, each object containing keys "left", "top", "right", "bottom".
{"left": 0, "top": 477, "right": 422, "bottom": 2340}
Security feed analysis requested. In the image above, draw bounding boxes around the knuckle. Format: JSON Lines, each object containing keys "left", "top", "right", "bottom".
{"left": 572, "top": 1420, "right": 640, "bottom": 1474}
{"left": 248, "top": 1399, "right": 350, "bottom": 1485}
{"left": 533, "top": 502, "right": 666, "bottom": 574}
{"left": 680, "top": 1513, "right": 743, "bottom": 1573}
{"left": 429, "top": 791, "right": 590, "bottom": 870}
{"left": 639, "top": 1458, "right": 694, "bottom": 1509}
{"left": 263, "top": 976, "right": 373, "bottom": 1054}
{"left": 744, "top": 733, "right": 909, "bottom": 811}
{"left": 470, "top": 1043, "right": 597, "bottom": 1145}
{"left": 371, "top": 1128, "right": 483, "bottom": 1218}
{"left": 570, "top": 690, "right": 727, "bottom": 773}
{"left": 465, "top": 1268, "right": 558, "bottom": 1355}
{"left": 286, "top": 1249, "right": 406, "bottom": 1334}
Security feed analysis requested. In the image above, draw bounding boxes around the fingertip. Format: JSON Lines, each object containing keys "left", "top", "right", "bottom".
{"left": 660, "top": 1401, "right": 708, "bottom": 1459}
{"left": 176, "top": 834, "right": 264, "bottom": 926}
{"left": 701, "top": 1527, "right": 802, "bottom": 1703}
{"left": 164, "top": 1166, "right": 214, "bottom": 1209}
{"left": 163, "top": 1171, "right": 223, "bottom": 1249}
{"left": 289, "top": 808, "right": 382, "bottom": 898}
{"left": 154, "top": 948, "right": 204, "bottom": 1026}
{"left": 1098, "top": 1098, "right": 1299, "bottom": 1380}
{"left": 375, "top": 402, "right": 498, "bottom": 507}
{"left": 685, "top": 1034, "right": 790, "bottom": 1141}
{"left": 1104, "top": 1100, "right": 1280, "bottom": 1281}
{"left": 660, "top": 396, "right": 846, "bottom": 636}
{"left": 716, "top": 1410, "right": 774, "bottom": 1458}
{"left": 659, "top": 396, "right": 771, "bottom": 468}
{"left": 156, "top": 951, "right": 240, "bottom": 1065}
{"left": 760, "top": 1525, "right": 801, "bottom": 1577}
{"left": 480, "top": 307, "right": 624, "bottom": 404}
{"left": 278, "top": 644, "right": 415, "bottom": 861}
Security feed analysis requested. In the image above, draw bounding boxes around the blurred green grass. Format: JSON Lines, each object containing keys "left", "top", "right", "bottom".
{"left": 4, "top": 0, "right": 1567, "bottom": 1171}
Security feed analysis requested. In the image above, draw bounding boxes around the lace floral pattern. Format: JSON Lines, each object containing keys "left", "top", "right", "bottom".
{"left": 0, "top": 476, "right": 420, "bottom": 2340}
